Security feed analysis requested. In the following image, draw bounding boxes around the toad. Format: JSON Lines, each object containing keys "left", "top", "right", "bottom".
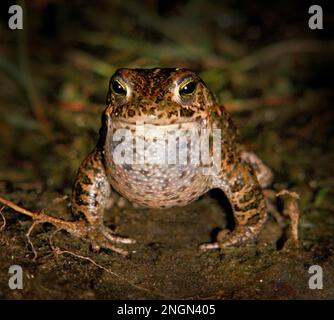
{"left": 71, "top": 68, "right": 273, "bottom": 255}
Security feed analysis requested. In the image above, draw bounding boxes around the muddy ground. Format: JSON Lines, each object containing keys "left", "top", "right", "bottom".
{"left": 0, "top": 1, "right": 333, "bottom": 299}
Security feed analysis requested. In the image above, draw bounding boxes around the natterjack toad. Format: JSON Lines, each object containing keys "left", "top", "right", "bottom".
{"left": 71, "top": 68, "right": 273, "bottom": 255}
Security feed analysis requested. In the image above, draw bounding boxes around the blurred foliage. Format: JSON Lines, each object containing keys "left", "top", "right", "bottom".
{"left": 0, "top": 0, "right": 333, "bottom": 199}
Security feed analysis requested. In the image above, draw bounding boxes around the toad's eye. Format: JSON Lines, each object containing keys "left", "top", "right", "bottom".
{"left": 111, "top": 78, "right": 127, "bottom": 95}
{"left": 179, "top": 80, "right": 196, "bottom": 97}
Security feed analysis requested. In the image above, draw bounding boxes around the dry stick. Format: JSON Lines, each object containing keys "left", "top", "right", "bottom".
{"left": 0, "top": 196, "right": 86, "bottom": 238}
{"left": 276, "top": 190, "right": 300, "bottom": 247}
{"left": 0, "top": 195, "right": 82, "bottom": 260}
{"left": 0, "top": 195, "right": 130, "bottom": 257}
{"left": 26, "top": 221, "right": 40, "bottom": 261}
{"left": 0, "top": 206, "right": 6, "bottom": 231}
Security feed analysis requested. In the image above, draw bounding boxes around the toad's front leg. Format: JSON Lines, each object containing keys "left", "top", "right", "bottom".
{"left": 201, "top": 160, "right": 267, "bottom": 250}
{"left": 71, "top": 148, "right": 135, "bottom": 255}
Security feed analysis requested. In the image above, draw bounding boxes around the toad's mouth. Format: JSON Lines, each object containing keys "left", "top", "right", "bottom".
{"left": 111, "top": 115, "right": 208, "bottom": 127}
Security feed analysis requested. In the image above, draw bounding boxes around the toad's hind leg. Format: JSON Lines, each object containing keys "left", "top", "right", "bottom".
{"left": 201, "top": 162, "right": 267, "bottom": 250}
{"left": 71, "top": 148, "right": 135, "bottom": 255}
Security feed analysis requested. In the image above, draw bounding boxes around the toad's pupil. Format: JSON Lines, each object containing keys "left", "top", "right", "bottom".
{"left": 112, "top": 80, "right": 126, "bottom": 95}
{"left": 180, "top": 81, "right": 195, "bottom": 95}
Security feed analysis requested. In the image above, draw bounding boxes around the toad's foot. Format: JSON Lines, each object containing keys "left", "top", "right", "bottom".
{"left": 199, "top": 227, "right": 258, "bottom": 250}
{"left": 85, "top": 225, "right": 136, "bottom": 256}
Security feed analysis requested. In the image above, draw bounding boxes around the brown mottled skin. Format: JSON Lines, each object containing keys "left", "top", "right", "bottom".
{"left": 72, "top": 68, "right": 273, "bottom": 255}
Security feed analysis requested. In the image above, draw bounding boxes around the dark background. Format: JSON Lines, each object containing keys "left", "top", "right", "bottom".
{"left": 0, "top": 0, "right": 333, "bottom": 299}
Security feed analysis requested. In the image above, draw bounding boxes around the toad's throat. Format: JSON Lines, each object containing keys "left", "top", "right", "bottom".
{"left": 106, "top": 119, "right": 217, "bottom": 168}
{"left": 104, "top": 145, "right": 212, "bottom": 208}
{"left": 103, "top": 117, "right": 218, "bottom": 207}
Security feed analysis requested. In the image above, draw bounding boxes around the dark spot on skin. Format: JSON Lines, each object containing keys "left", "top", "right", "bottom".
{"left": 252, "top": 185, "right": 263, "bottom": 197}
{"left": 140, "top": 201, "right": 149, "bottom": 207}
{"left": 230, "top": 177, "right": 245, "bottom": 193}
{"left": 75, "top": 210, "right": 89, "bottom": 223}
{"left": 239, "top": 189, "right": 255, "bottom": 203}
{"left": 180, "top": 108, "right": 195, "bottom": 117}
{"left": 75, "top": 182, "right": 89, "bottom": 197}
{"left": 122, "top": 164, "right": 133, "bottom": 171}
{"left": 226, "top": 153, "right": 234, "bottom": 165}
{"left": 235, "top": 200, "right": 259, "bottom": 213}
{"left": 81, "top": 174, "right": 92, "bottom": 185}
{"left": 84, "top": 159, "right": 93, "bottom": 171}
{"left": 75, "top": 191, "right": 88, "bottom": 206}
{"left": 124, "top": 181, "right": 131, "bottom": 188}
{"left": 85, "top": 157, "right": 101, "bottom": 174}
{"left": 163, "top": 178, "right": 169, "bottom": 186}
{"left": 147, "top": 108, "right": 155, "bottom": 115}
{"left": 92, "top": 167, "right": 101, "bottom": 175}
{"left": 247, "top": 213, "right": 260, "bottom": 225}
{"left": 90, "top": 199, "right": 99, "bottom": 207}
{"left": 168, "top": 110, "right": 178, "bottom": 118}
{"left": 155, "top": 95, "right": 164, "bottom": 103}
{"left": 128, "top": 109, "right": 135, "bottom": 117}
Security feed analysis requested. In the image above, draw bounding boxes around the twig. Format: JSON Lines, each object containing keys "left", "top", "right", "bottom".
{"left": 0, "top": 195, "right": 134, "bottom": 256}
{"left": 0, "top": 195, "right": 86, "bottom": 238}
{"left": 54, "top": 248, "right": 173, "bottom": 299}
{"left": 26, "top": 221, "right": 40, "bottom": 260}
{"left": 276, "top": 190, "right": 301, "bottom": 247}
{"left": 48, "top": 228, "right": 62, "bottom": 251}
{"left": 0, "top": 206, "right": 6, "bottom": 231}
